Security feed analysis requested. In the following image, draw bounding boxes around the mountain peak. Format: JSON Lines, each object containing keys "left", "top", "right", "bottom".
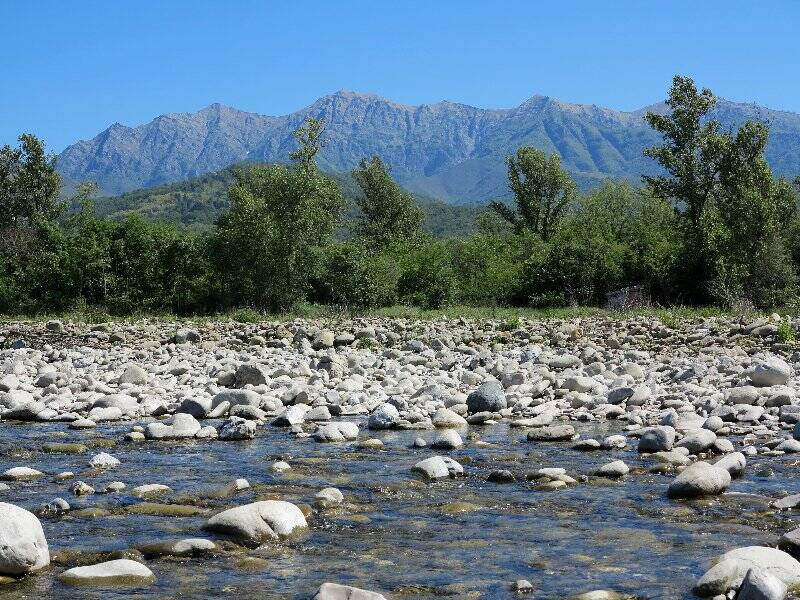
{"left": 57, "top": 91, "right": 800, "bottom": 201}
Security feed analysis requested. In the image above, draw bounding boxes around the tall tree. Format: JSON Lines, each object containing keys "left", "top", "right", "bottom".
{"left": 216, "top": 118, "right": 344, "bottom": 310}
{"left": 0, "top": 133, "right": 62, "bottom": 228}
{"left": 352, "top": 155, "right": 423, "bottom": 248}
{"left": 643, "top": 76, "right": 722, "bottom": 244}
{"left": 644, "top": 75, "right": 797, "bottom": 306}
{"left": 490, "top": 147, "right": 575, "bottom": 240}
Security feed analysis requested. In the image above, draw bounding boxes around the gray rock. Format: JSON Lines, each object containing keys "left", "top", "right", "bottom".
{"left": 736, "top": 567, "right": 787, "bottom": 600}
{"left": 412, "top": 456, "right": 464, "bottom": 479}
{"left": 638, "top": 426, "right": 676, "bottom": 452}
{"left": 594, "top": 460, "right": 629, "bottom": 478}
{"left": 367, "top": 403, "right": 399, "bottom": 430}
{"left": 314, "top": 422, "right": 359, "bottom": 442}
{"left": 119, "top": 365, "right": 148, "bottom": 385}
{"left": 667, "top": 461, "right": 731, "bottom": 498}
{"left": 466, "top": 382, "right": 507, "bottom": 414}
{"left": 779, "top": 527, "right": 800, "bottom": 559}
{"left": 312, "top": 582, "right": 387, "bottom": 600}
{"left": 526, "top": 424, "right": 575, "bottom": 442}
{"left": 58, "top": 559, "right": 155, "bottom": 586}
{"left": 431, "top": 429, "right": 463, "bottom": 449}
{"left": 0, "top": 502, "right": 50, "bottom": 575}
{"left": 676, "top": 429, "right": 717, "bottom": 454}
{"left": 234, "top": 363, "right": 269, "bottom": 387}
{"left": 203, "top": 500, "right": 307, "bottom": 547}
{"left": 714, "top": 452, "right": 747, "bottom": 477}
{"left": 694, "top": 546, "right": 800, "bottom": 596}
{"left": 728, "top": 386, "right": 760, "bottom": 405}
{"left": 217, "top": 416, "right": 257, "bottom": 440}
{"left": 751, "top": 358, "right": 792, "bottom": 387}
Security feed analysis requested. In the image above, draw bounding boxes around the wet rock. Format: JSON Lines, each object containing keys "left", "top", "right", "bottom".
{"left": 203, "top": 500, "right": 308, "bottom": 547}
{"left": 594, "top": 460, "right": 629, "bottom": 478}
{"left": 89, "top": 452, "right": 120, "bottom": 469}
{"left": 638, "top": 426, "right": 676, "bottom": 452}
{"left": 526, "top": 425, "right": 575, "bottom": 442}
{"left": 71, "top": 481, "right": 95, "bottom": 496}
{"left": 779, "top": 528, "right": 800, "bottom": 559}
{"left": 58, "top": 559, "right": 155, "bottom": 586}
{"left": 312, "top": 582, "right": 387, "bottom": 600}
{"left": 314, "top": 422, "right": 359, "bottom": 442}
{"left": 714, "top": 452, "right": 747, "bottom": 478}
{"left": 218, "top": 416, "right": 257, "bottom": 440}
{"left": 314, "top": 487, "right": 344, "bottom": 508}
{"left": 1, "top": 467, "right": 43, "bottom": 481}
{"left": 773, "top": 494, "right": 800, "bottom": 510}
{"left": 412, "top": 456, "right": 464, "bottom": 480}
{"left": 694, "top": 547, "right": 800, "bottom": 596}
{"left": 431, "top": 429, "right": 463, "bottom": 449}
{"left": 368, "top": 403, "right": 399, "bottom": 430}
{"left": 0, "top": 502, "right": 49, "bottom": 575}
{"left": 131, "top": 484, "right": 171, "bottom": 497}
{"left": 667, "top": 461, "right": 731, "bottom": 499}
{"left": 137, "top": 538, "right": 216, "bottom": 558}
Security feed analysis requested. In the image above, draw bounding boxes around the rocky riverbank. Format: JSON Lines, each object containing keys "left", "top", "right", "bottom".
{"left": 0, "top": 314, "right": 799, "bottom": 599}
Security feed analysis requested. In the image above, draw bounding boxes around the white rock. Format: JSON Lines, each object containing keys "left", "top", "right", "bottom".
{"left": 0, "top": 502, "right": 50, "bottom": 575}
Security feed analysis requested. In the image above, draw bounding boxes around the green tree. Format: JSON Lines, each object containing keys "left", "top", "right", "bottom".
{"left": 0, "top": 134, "right": 62, "bottom": 228}
{"left": 352, "top": 155, "right": 423, "bottom": 248}
{"left": 490, "top": 147, "right": 575, "bottom": 240}
{"left": 645, "top": 75, "right": 797, "bottom": 306}
{"left": 216, "top": 118, "right": 344, "bottom": 310}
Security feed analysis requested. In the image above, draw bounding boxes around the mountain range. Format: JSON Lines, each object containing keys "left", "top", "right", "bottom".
{"left": 57, "top": 91, "right": 800, "bottom": 203}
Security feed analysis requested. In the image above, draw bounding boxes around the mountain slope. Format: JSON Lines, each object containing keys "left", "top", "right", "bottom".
{"left": 57, "top": 92, "right": 800, "bottom": 203}
{"left": 89, "top": 164, "right": 486, "bottom": 238}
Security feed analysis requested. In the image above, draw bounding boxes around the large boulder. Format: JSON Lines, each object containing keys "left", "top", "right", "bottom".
{"left": 118, "top": 365, "right": 148, "bottom": 386}
{"left": 313, "top": 582, "right": 388, "bottom": 600}
{"left": 736, "top": 567, "right": 787, "bottom": 600}
{"left": 58, "top": 559, "right": 155, "bottom": 586}
{"left": 466, "top": 382, "right": 507, "bottom": 414}
{"left": 638, "top": 426, "right": 676, "bottom": 452}
{"left": 526, "top": 425, "right": 576, "bottom": 442}
{"left": 203, "top": 500, "right": 307, "bottom": 547}
{"left": 694, "top": 546, "right": 800, "bottom": 596}
{"left": 234, "top": 364, "right": 269, "bottom": 388}
{"left": 217, "top": 416, "right": 257, "bottom": 440}
{"left": 412, "top": 456, "right": 464, "bottom": 480}
{"left": 676, "top": 429, "right": 717, "bottom": 454}
{"left": 667, "top": 461, "right": 731, "bottom": 499}
{"left": 751, "top": 358, "right": 792, "bottom": 387}
{"left": 0, "top": 502, "right": 50, "bottom": 575}
{"left": 314, "top": 422, "right": 359, "bottom": 443}
{"left": 144, "top": 413, "right": 202, "bottom": 440}
{"left": 367, "top": 403, "right": 399, "bottom": 430}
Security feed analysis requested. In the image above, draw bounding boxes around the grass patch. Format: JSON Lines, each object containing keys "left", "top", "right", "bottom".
{"left": 0, "top": 303, "right": 769, "bottom": 324}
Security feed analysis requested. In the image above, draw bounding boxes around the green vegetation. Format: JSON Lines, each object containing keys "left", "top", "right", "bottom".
{"left": 2, "top": 76, "right": 799, "bottom": 318}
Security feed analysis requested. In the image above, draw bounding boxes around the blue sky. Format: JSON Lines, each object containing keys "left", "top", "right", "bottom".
{"left": 2, "top": 0, "right": 798, "bottom": 152}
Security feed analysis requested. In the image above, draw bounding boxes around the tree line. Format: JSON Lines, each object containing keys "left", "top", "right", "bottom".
{"left": 1, "top": 75, "right": 799, "bottom": 316}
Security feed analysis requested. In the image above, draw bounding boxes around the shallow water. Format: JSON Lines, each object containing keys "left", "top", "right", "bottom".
{"left": 1, "top": 419, "right": 798, "bottom": 599}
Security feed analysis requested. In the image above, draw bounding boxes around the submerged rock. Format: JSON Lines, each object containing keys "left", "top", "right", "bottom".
{"left": 58, "top": 559, "right": 155, "bottom": 586}
{"left": 313, "top": 582, "right": 387, "bottom": 600}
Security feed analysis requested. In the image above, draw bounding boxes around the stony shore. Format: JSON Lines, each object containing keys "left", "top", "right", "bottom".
{"left": 0, "top": 314, "right": 799, "bottom": 599}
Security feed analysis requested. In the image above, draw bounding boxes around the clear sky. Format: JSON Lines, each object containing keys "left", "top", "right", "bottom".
{"left": 3, "top": 0, "right": 799, "bottom": 152}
